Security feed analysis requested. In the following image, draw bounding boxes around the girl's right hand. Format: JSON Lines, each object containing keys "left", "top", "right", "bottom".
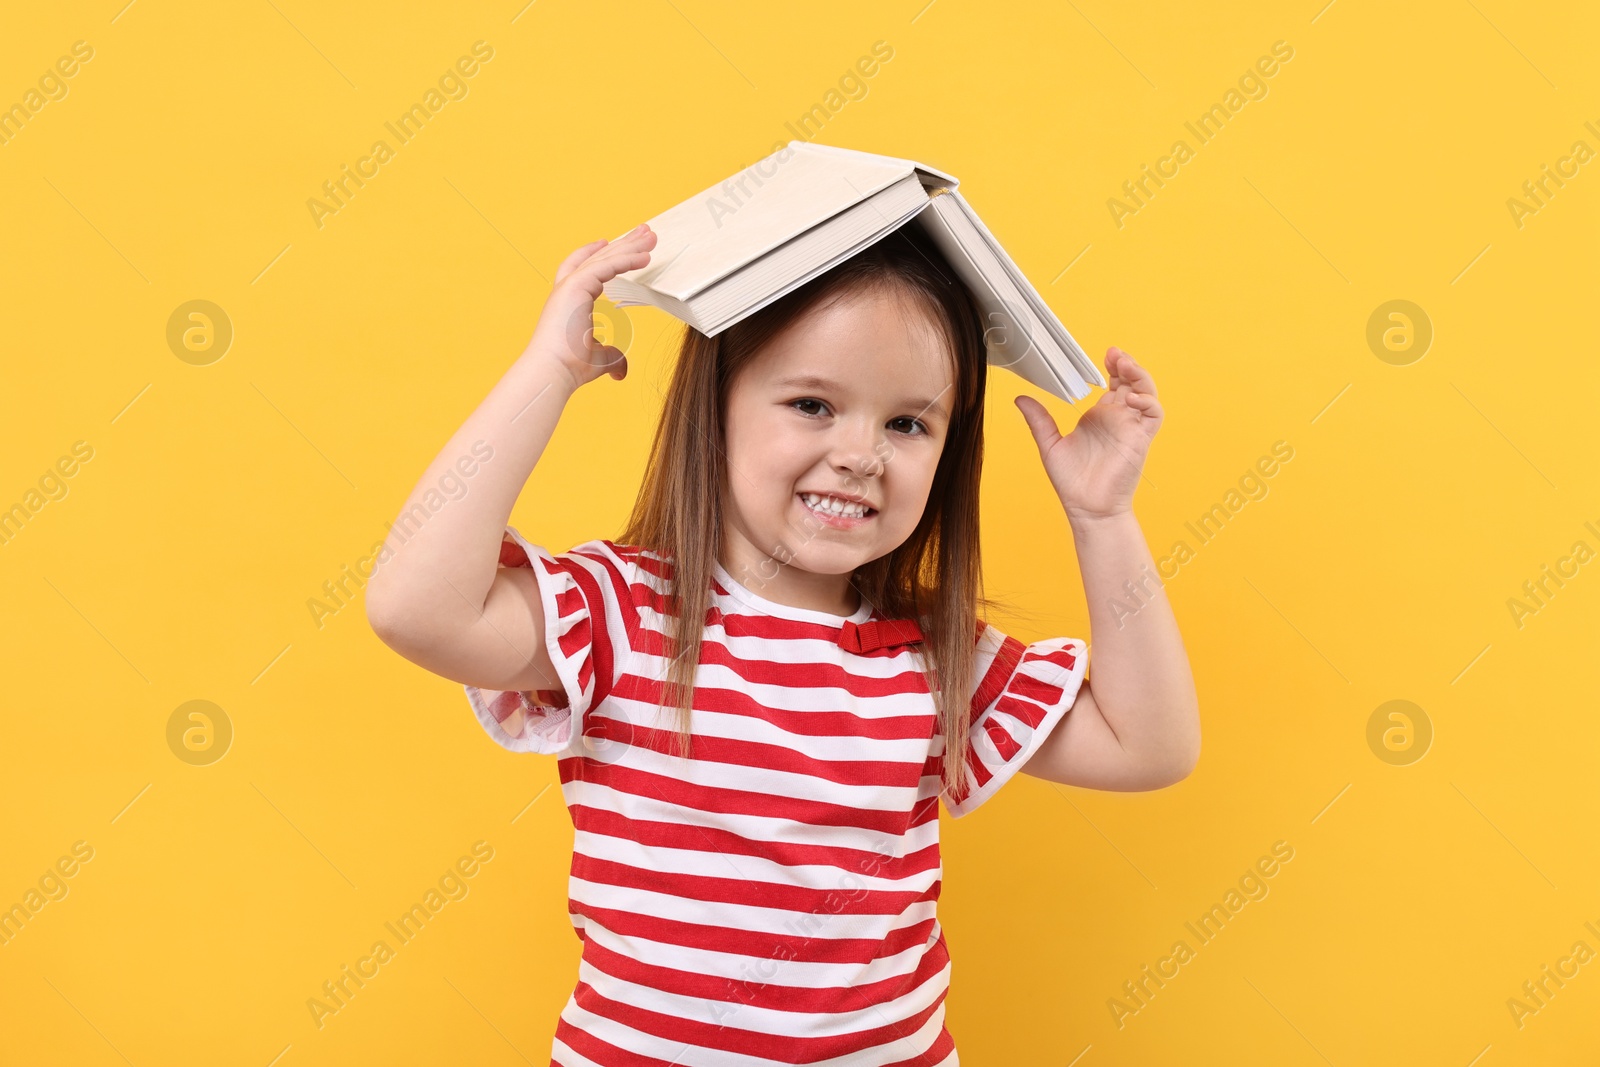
{"left": 522, "top": 224, "right": 658, "bottom": 390}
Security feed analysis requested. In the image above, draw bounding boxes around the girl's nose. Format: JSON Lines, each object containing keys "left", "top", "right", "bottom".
{"left": 830, "top": 421, "right": 884, "bottom": 478}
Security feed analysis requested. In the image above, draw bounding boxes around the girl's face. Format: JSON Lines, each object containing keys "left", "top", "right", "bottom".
{"left": 719, "top": 286, "right": 955, "bottom": 615}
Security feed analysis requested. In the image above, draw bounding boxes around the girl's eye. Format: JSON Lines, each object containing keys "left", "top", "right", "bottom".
{"left": 793, "top": 398, "right": 934, "bottom": 435}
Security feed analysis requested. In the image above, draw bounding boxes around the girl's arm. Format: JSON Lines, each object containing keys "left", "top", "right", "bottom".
{"left": 1011, "top": 347, "right": 1202, "bottom": 791}
{"left": 1021, "top": 510, "right": 1199, "bottom": 790}
{"left": 364, "top": 226, "right": 656, "bottom": 693}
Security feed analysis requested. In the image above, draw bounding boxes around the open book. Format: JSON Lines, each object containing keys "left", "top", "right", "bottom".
{"left": 601, "top": 140, "right": 1106, "bottom": 402}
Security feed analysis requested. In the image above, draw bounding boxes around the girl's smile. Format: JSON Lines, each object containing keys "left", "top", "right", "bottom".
{"left": 718, "top": 286, "right": 954, "bottom": 615}
{"left": 796, "top": 490, "right": 877, "bottom": 527}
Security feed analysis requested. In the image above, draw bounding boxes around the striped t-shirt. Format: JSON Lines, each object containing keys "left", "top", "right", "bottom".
{"left": 464, "top": 527, "right": 1088, "bottom": 1066}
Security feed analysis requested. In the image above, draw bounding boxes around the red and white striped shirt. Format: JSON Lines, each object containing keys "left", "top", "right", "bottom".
{"left": 465, "top": 527, "right": 1087, "bottom": 1066}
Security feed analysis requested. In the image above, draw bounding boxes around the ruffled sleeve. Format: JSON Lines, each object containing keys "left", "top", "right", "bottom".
{"left": 941, "top": 621, "right": 1089, "bottom": 818}
{"left": 462, "top": 526, "right": 640, "bottom": 756}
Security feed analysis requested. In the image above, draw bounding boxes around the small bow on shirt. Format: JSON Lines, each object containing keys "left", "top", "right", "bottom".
{"left": 836, "top": 618, "right": 925, "bottom": 653}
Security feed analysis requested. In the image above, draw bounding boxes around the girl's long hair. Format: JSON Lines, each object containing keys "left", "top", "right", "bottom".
{"left": 616, "top": 220, "right": 998, "bottom": 799}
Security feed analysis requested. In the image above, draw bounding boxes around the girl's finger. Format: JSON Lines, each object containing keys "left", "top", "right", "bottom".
{"left": 1127, "top": 393, "right": 1163, "bottom": 420}
{"left": 1014, "top": 394, "right": 1064, "bottom": 451}
{"left": 1105, "top": 347, "right": 1124, "bottom": 388}
{"left": 592, "top": 346, "right": 628, "bottom": 380}
{"left": 559, "top": 226, "right": 653, "bottom": 284}
{"left": 1115, "top": 349, "right": 1157, "bottom": 398}
{"left": 586, "top": 248, "right": 655, "bottom": 287}
{"left": 554, "top": 239, "right": 609, "bottom": 284}
{"left": 598, "top": 224, "right": 652, "bottom": 254}
{"left": 583, "top": 227, "right": 656, "bottom": 277}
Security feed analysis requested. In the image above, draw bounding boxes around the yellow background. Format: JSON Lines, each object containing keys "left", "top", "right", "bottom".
{"left": 4, "top": 0, "right": 1598, "bottom": 1063}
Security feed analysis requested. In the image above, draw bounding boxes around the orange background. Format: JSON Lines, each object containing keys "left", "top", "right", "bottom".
{"left": 3, "top": 1, "right": 1598, "bottom": 1063}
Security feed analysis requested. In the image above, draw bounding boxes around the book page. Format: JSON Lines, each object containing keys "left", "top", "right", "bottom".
{"left": 618, "top": 143, "right": 917, "bottom": 301}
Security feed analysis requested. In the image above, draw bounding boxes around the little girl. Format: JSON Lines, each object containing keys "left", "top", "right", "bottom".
{"left": 368, "top": 219, "right": 1200, "bottom": 1065}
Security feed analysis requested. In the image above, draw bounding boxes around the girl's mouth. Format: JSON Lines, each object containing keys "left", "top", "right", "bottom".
{"left": 798, "top": 492, "right": 876, "bottom": 529}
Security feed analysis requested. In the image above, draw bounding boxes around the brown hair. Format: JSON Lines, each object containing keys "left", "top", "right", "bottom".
{"left": 617, "top": 221, "right": 1000, "bottom": 799}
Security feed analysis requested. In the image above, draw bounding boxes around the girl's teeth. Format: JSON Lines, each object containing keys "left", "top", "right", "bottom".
{"left": 803, "top": 493, "right": 868, "bottom": 518}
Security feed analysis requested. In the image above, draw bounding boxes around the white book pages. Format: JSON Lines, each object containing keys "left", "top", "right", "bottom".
{"left": 608, "top": 143, "right": 920, "bottom": 302}
{"left": 938, "top": 188, "right": 1104, "bottom": 389}
{"left": 912, "top": 193, "right": 1088, "bottom": 402}
{"left": 605, "top": 174, "right": 930, "bottom": 335}
{"left": 598, "top": 140, "right": 1101, "bottom": 403}
{"left": 681, "top": 176, "right": 931, "bottom": 330}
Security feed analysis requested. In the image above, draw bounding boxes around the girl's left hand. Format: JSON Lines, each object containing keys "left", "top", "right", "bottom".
{"left": 1014, "top": 346, "right": 1163, "bottom": 523}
